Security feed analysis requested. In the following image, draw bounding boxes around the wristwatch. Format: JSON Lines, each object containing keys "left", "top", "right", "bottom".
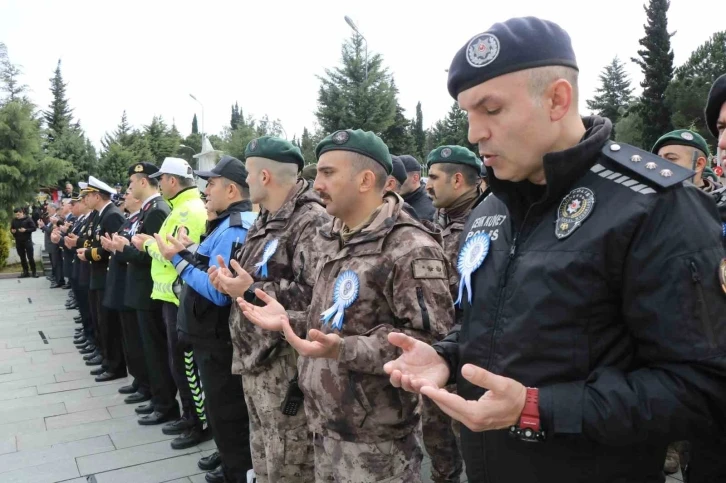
{"left": 243, "top": 288, "right": 257, "bottom": 304}
{"left": 508, "top": 387, "right": 545, "bottom": 442}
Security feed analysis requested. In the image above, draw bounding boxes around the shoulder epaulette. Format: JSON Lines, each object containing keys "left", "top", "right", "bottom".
{"left": 600, "top": 141, "right": 694, "bottom": 189}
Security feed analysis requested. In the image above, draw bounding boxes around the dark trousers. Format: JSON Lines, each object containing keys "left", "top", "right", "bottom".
{"left": 195, "top": 345, "right": 253, "bottom": 482}
{"left": 138, "top": 303, "right": 179, "bottom": 417}
{"left": 72, "top": 280, "right": 93, "bottom": 341}
{"left": 16, "top": 240, "right": 36, "bottom": 275}
{"left": 119, "top": 310, "right": 149, "bottom": 395}
{"left": 162, "top": 302, "right": 199, "bottom": 423}
{"left": 49, "top": 246, "right": 63, "bottom": 283}
{"left": 89, "top": 289, "right": 125, "bottom": 374}
{"left": 62, "top": 250, "right": 73, "bottom": 282}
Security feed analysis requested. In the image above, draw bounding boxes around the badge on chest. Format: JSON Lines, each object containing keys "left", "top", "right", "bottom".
{"left": 555, "top": 187, "right": 595, "bottom": 240}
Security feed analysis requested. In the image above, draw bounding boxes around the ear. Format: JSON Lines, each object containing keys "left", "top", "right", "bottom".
{"left": 548, "top": 79, "right": 574, "bottom": 122}
{"left": 452, "top": 172, "right": 464, "bottom": 189}
{"left": 696, "top": 156, "right": 708, "bottom": 173}
{"left": 260, "top": 168, "right": 271, "bottom": 186}
{"left": 359, "top": 170, "right": 377, "bottom": 194}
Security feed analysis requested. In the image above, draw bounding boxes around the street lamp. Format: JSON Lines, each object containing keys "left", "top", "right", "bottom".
{"left": 179, "top": 144, "right": 196, "bottom": 154}
{"left": 344, "top": 15, "right": 368, "bottom": 80}
{"left": 189, "top": 94, "right": 205, "bottom": 136}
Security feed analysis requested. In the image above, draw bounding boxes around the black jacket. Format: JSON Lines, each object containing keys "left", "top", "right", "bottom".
{"left": 84, "top": 203, "right": 125, "bottom": 291}
{"left": 102, "top": 212, "right": 140, "bottom": 311}
{"left": 115, "top": 195, "right": 170, "bottom": 310}
{"left": 433, "top": 117, "right": 726, "bottom": 483}
{"left": 177, "top": 200, "right": 253, "bottom": 350}
{"left": 403, "top": 183, "right": 436, "bottom": 222}
{"left": 11, "top": 216, "right": 36, "bottom": 243}
{"left": 74, "top": 212, "right": 95, "bottom": 287}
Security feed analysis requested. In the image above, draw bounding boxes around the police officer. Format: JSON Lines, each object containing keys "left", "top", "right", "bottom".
{"left": 399, "top": 154, "right": 436, "bottom": 221}
{"left": 111, "top": 164, "right": 176, "bottom": 413}
{"left": 385, "top": 17, "right": 726, "bottom": 482}
{"left": 652, "top": 129, "right": 721, "bottom": 193}
{"left": 240, "top": 130, "right": 454, "bottom": 482}
{"left": 211, "top": 137, "right": 327, "bottom": 482}
{"left": 153, "top": 155, "right": 256, "bottom": 483}
{"left": 421, "top": 145, "right": 485, "bottom": 483}
{"left": 77, "top": 176, "right": 127, "bottom": 382}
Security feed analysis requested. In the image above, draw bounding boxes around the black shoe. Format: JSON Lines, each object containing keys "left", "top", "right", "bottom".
{"left": 62, "top": 284, "right": 71, "bottom": 289}
{"left": 198, "top": 451, "right": 221, "bottom": 471}
{"left": 66, "top": 304, "right": 78, "bottom": 310}
{"left": 124, "top": 392, "right": 151, "bottom": 404}
{"left": 162, "top": 417, "right": 196, "bottom": 436}
{"left": 135, "top": 402, "right": 155, "bottom": 415}
{"left": 18, "top": 272, "right": 29, "bottom": 279}
{"left": 74, "top": 338, "right": 88, "bottom": 346}
{"left": 73, "top": 334, "right": 85, "bottom": 341}
{"left": 90, "top": 367, "right": 106, "bottom": 376}
{"left": 171, "top": 425, "right": 207, "bottom": 450}
{"left": 117, "top": 384, "right": 137, "bottom": 395}
{"left": 204, "top": 466, "right": 225, "bottom": 483}
{"left": 95, "top": 371, "right": 125, "bottom": 383}
{"left": 32, "top": 273, "right": 39, "bottom": 278}
{"left": 79, "top": 345, "right": 96, "bottom": 355}
{"left": 138, "top": 411, "right": 179, "bottom": 426}
{"left": 50, "top": 283, "right": 61, "bottom": 289}
{"left": 83, "top": 350, "right": 99, "bottom": 361}
{"left": 85, "top": 355, "right": 103, "bottom": 366}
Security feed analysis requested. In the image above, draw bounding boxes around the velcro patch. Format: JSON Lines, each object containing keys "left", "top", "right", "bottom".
{"left": 412, "top": 259, "right": 446, "bottom": 279}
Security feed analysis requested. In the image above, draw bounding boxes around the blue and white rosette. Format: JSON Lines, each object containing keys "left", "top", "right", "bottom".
{"left": 320, "top": 270, "right": 359, "bottom": 331}
{"left": 455, "top": 232, "right": 491, "bottom": 306}
{"left": 722, "top": 222, "right": 725, "bottom": 239}
{"left": 254, "top": 239, "right": 279, "bottom": 277}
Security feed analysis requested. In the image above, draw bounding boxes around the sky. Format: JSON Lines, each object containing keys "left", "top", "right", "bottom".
{"left": 1, "top": 0, "right": 722, "bottom": 151}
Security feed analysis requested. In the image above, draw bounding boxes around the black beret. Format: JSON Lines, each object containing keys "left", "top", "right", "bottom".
{"left": 398, "top": 155, "right": 421, "bottom": 173}
{"left": 390, "top": 156, "right": 407, "bottom": 185}
{"left": 195, "top": 155, "right": 249, "bottom": 188}
{"left": 128, "top": 162, "right": 159, "bottom": 177}
{"left": 447, "top": 17, "right": 578, "bottom": 99}
{"left": 705, "top": 74, "right": 726, "bottom": 138}
{"left": 244, "top": 136, "right": 305, "bottom": 171}
{"left": 316, "top": 129, "right": 393, "bottom": 175}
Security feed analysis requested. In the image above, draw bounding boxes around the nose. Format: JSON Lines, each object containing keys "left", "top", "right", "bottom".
{"left": 718, "top": 130, "right": 726, "bottom": 153}
{"left": 467, "top": 112, "right": 491, "bottom": 147}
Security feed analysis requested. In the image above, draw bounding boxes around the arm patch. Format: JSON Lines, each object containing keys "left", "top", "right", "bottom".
{"left": 412, "top": 259, "right": 446, "bottom": 279}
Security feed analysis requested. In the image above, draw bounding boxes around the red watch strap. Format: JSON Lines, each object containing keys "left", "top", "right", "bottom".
{"left": 518, "top": 387, "right": 540, "bottom": 432}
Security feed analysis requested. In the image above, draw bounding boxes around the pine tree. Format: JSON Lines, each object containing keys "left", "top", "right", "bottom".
{"left": 102, "top": 111, "right": 132, "bottom": 151}
{"left": 143, "top": 116, "right": 180, "bottom": 163}
{"left": 631, "top": 0, "right": 674, "bottom": 150}
{"left": 230, "top": 102, "right": 241, "bottom": 130}
{"left": 0, "top": 44, "right": 28, "bottom": 103}
{"left": 316, "top": 34, "right": 397, "bottom": 134}
{"left": 192, "top": 114, "right": 199, "bottom": 134}
{"left": 300, "top": 127, "right": 317, "bottom": 164}
{"left": 381, "top": 99, "right": 414, "bottom": 156}
{"left": 413, "top": 102, "right": 426, "bottom": 160}
{"left": 43, "top": 59, "right": 74, "bottom": 143}
{"left": 586, "top": 57, "right": 633, "bottom": 137}
{"left": 47, "top": 127, "right": 98, "bottom": 186}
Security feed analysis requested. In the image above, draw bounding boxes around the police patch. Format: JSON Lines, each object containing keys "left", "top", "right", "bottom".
{"left": 681, "top": 132, "right": 694, "bottom": 141}
{"left": 332, "top": 130, "right": 349, "bottom": 145}
{"left": 555, "top": 187, "right": 595, "bottom": 240}
{"left": 466, "top": 33, "right": 500, "bottom": 68}
{"left": 441, "top": 148, "right": 452, "bottom": 158}
{"left": 720, "top": 259, "right": 726, "bottom": 295}
{"left": 249, "top": 139, "right": 258, "bottom": 151}
{"left": 412, "top": 259, "right": 446, "bottom": 279}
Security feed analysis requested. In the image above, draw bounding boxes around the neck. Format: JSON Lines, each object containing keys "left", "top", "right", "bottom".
{"left": 342, "top": 195, "right": 383, "bottom": 228}
{"left": 265, "top": 183, "right": 297, "bottom": 214}
{"left": 530, "top": 118, "right": 587, "bottom": 185}
{"left": 695, "top": 174, "right": 704, "bottom": 188}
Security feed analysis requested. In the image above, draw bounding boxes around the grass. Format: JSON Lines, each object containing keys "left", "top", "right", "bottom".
{"left": 0, "top": 262, "right": 43, "bottom": 274}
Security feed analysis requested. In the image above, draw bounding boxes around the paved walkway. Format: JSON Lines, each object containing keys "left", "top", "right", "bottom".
{"left": 0, "top": 276, "right": 683, "bottom": 483}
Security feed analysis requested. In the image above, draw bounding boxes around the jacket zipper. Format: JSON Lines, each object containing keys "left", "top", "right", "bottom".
{"left": 416, "top": 287, "right": 431, "bottom": 331}
{"left": 689, "top": 261, "right": 717, "bottom": 348}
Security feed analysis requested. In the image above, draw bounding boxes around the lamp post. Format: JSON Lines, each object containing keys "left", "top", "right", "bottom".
{"left": 189, "top": 94, "right": 204, "bottom": 136}
{"left": 344, "top": 16, "right": 368, "bottom": 80}
{"left": 179, "top": 144, "right": 196, "bottom": 154}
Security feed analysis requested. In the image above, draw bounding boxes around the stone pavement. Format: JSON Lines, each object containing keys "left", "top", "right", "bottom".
{"left": 0, "top": 275, "right": 683, "bottom": 483}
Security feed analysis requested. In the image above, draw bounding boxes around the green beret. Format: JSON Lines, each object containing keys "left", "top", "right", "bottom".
{"left": 651, "top": 129, "right": 710, "bottom": 157}
{"left": 427, "top": 145, "right": 483, "bottom": 171}
{"left": 315, "top": 129, "right": 392, "bottom": 175}
{"left": 244, "top": 136, "right": 305, "bottom": 171}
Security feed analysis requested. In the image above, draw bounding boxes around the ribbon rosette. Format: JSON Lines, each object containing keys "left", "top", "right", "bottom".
{"left": 455, "top": 232, "right": 490, "bottom": 306}
{"left": 254, "top": 239, "right": 279, "bottom": 277}
{"left": 320, "top": 270, "right": 359, "bottom": 331}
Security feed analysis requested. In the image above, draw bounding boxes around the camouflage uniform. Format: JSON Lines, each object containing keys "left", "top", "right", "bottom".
{"left": 229, "top": 179, "right": 329, "bottom": 483}
{"left": 423, "top": 189, "right": 484, "bottom": 483}
{"left": 292, "top": 193, "right": 455, "bottom": 483}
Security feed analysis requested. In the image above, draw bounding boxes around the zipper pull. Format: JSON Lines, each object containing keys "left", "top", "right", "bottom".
{"left": 509, "top": 235, "right": 518, "bottom": 258}
{"left": 690, "top": 261, "right": 701, "bottom": 283}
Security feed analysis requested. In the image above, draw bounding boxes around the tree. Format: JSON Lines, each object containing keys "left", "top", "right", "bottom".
{"left": 192, "top": 114, "right": 199, "bottom": 134}
{"left": 412, "top": 102, "right": 426, "bottom": 160}
{"left": 0, "top": 100, "right": 69, "bottom": 224}
{"left": 631, "top": 0, "right": 674, "bottom": 150}
{"left": 300, "top": 127, "right": 316, "bottom": 165}
{"left": 101, "top": 111, "right": 132, "bottom": 151}
{"left": 43, "top": 59, "right": 74, "bottom": 143}
{"left": 665, "top": 31, "right": 726, "bottom": 147}
{"left": 143, "top": 116, "right": 181, "bottom": 163}
{"left": 0, "top": 44, "right": 29, "bottom": 103}
{"left": 255, "top": 115, "right": 284, "bottom": 138}
{"left": 46, "top": 127, "right": 98, "bottom": 186}
{"left": 614, "top": 104, "right": 646, "bottom": 148}
{"left": 426, "top": 103, "right": 473, "bottom": 154}
{"left": 230, "top": 102, "right": 242, "bottom": 131}
{"left": 382, "top": 100, "right": 414, "bottom": 156}
{"left": 586, "top": 57, "right": 634, "bottom": 137}
{"left": 316, "top": 34, "right": 397, "bottom": 135}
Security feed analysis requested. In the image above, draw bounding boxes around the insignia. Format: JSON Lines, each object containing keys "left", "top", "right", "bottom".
{"left": 254, "top": 239, "right": 278, "bottom": 277}
{"left": 681, "top": 132, "right": 694, "bottom": 141}
{"left": 720, "top": 259, "right": 726, "bottom": 295}
{"left": 412, "top": 259, "right": 446, "bottom": 279}
{"left": 249, "top": 139, "right": 258, "bottom": 151}
{"left": 320, "top": 270, "right": 359, "bottom": 330}
{"left": 555, "top": 187, "right": 595, "bottom": 240}
{"left": 440, "top": 148, "right": 452, "bottom": 159}
{"left": 455, "top": 232, "right": 490, "bottom": 305}
{"left": 645, "top": 162, "right": 657, "bottom": 170}
{"left": 630, "top": 155, "right": 642, "bottom": 163}
{"left": 609, "top": 144, "right": 621, "bottom": 152}
{"left": 660, "top": 169, "right": 673, "bottom": 178}
{"left": 144, "top": 203, "right": 150, "bottom": 211}
{"left": 134, "top": 164, "right": 144, "bottom": 173}
{"left": 332, "top": 131, "right": 349, "bottom": 145}
{"left": 465, "top": 33, "right": 500, "bottom": 68}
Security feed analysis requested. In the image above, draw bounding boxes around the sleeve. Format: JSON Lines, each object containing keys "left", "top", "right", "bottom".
{"left": 25, "top": 219, "right": 37, "bottom": 233}
{"left": 144, "top": 209, "right": 205, "bottom": 265}
{"left": 116, "top": 210, "right": 168, "bottom": 265}
{"left": 433, "top": 324, "right": 461, "bottom": 385}
{"left": 172, "top": 226, "right": 247, "bottom": 306}
{"left": 337, "top": 244, "right": 455, "bottom": 376}
{"left": 539, "top": 187, "right": 726, "bottom": 444}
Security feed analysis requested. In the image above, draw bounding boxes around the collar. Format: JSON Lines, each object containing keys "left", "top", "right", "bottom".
{"left": 168, "top": 186, "right": 200, "bottom": 209}
{"left": 142, "top": 193, "right": 161, "bottom": 208}
{"left": 97, "top": 201, "right": 112, "bottom": 217}
{"left": 403, "top": 183, "right": 427, "bottom": 203}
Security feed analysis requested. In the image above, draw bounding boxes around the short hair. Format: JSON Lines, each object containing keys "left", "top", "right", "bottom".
{"left": 254, "top": 158, "right": 298, "bottom": 185}
{"left": 13, "top": 207, "right": 23, "bottom": 213}
{"left": 349, "top": 153, "right": 387, "bottom": 191}
{"left": 132, "top": 173, "right": 159, "bottom": 188}
{"left": 171, "top": 175, "right": 195, "bottom": 188}
{"left": 528, "top": 66, "right": 579, "bottom": 104}
{"left": 221, "top": 178, "right": 250, "bottom": 199}
{"left": 48, "top": 203, "right": 59, "bottom": 210}
{"left": 97, "top": 192, "right": 111, "bottom": 201}
{"left": 436, "top": 163, "right": 481, "bottom": 187}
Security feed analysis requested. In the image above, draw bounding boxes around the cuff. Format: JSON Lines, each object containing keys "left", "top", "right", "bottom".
{"left": 538, "top": 381, "right": 584, "bottom": 435}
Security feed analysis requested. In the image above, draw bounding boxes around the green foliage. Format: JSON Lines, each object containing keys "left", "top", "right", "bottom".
{"left": 412, "top": 102, "right": 426, "bottom": 162}
{"left": 0, "top": 225, "right": 10, "bottom": 269}
{"left": 230, "top": 102, "right": 242, "bottom": 131}
{"left": 43, "top": 60, "right": 74, "bottom": 143}
{"left": 0, "top": 43, "right": 28, "bottom": 103}
{"left": 425, "top": 103, "right": 474, "bottom": 155}
{"left": 631, "top": 0, "right": 674, "bottom": 150}
{"left": 46, "top": 127, "right": 98, "bottom": 186}
{"left": 586, "top": 56, "right": 634, "bottom": 137}
{"left": 614, "top": 104, "right": 646, "bottom": 149}
{"left": 299, "top": 127, "right": 323, "bottom": 165}
{"left": 219, "top": 124, "right": 257, "bottom": 161}
{"left": 143, "top": 116, "right": 181, "bottom": 163}
{"left": 192, "top": 114, "right": 198, "bottom": 134}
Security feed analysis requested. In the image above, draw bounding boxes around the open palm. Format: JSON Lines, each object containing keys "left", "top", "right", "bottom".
{"left": 384, "top": 332, "right": 450, "bottom": 392}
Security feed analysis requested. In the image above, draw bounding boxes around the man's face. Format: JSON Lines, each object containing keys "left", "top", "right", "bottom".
{"left": 204, "top": 177, "right": 228, "bottom": 213}
{"left": 47, "top": 205, "right": 57, "bottom": 216}
{"left": 459, "top": 70, "right": 555, "bottom": 183}
{"left": 158, "top": 174, "right": 175, "bottom": 199}
{"left": 14, "top": 211, "right": 23, "bottom": 219}
{"left": 71, "top": 202, "right": 81, "bottom": 217}
{"left": 399, "top": 172, "right": 420, "bottom": 195}
{"left": 717, "top": 102, "right": 726, "bottom": 166}
{"left": 245, "top": 158, "right": 266, "bottom": 204}
{"left": 314, "top": 152, "right": 361, "bottom": 219}
{"left": 65, "top": 184, "right": 72, "bottom": 194}
{"left": 657, "top": 144, "right": 705, "bottom": 174}
{"left": 426, "top": 165, "right": 459, "bottom": 209}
